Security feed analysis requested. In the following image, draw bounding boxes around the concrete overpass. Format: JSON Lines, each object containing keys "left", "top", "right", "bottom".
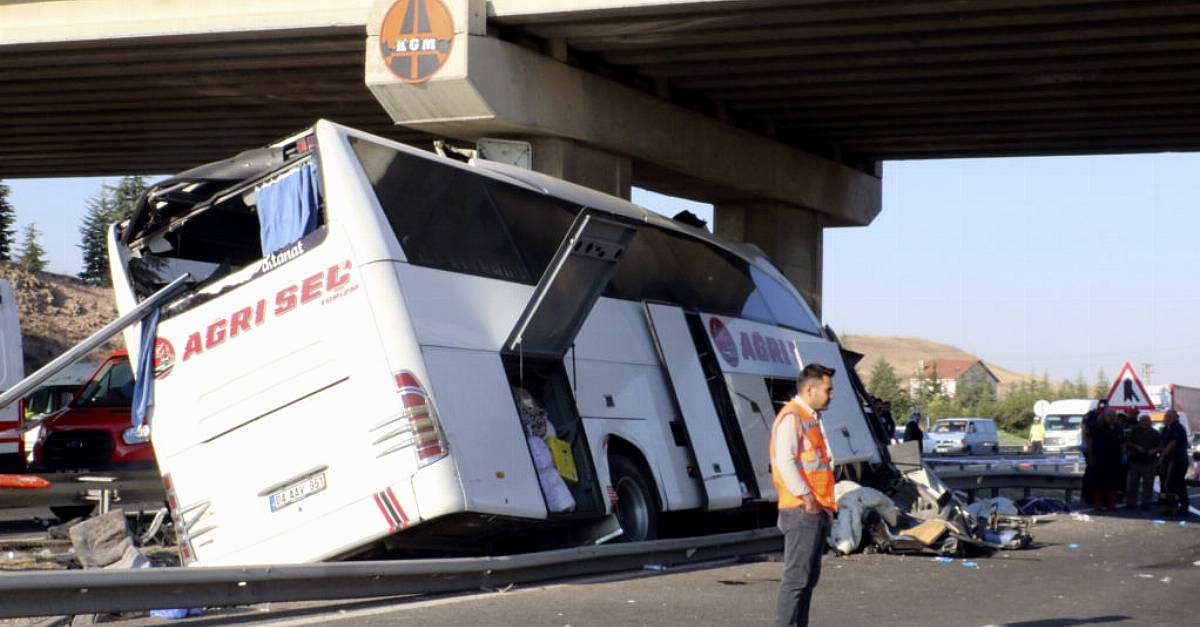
{"left": 3, "top": 0, "right": 1199, "bottom": 310}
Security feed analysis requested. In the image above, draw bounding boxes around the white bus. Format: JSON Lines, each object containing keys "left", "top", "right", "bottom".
{"left": 109, "top": 121, "right": 880, "bottom": 566}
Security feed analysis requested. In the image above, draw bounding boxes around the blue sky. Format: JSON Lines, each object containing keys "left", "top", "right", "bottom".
{"left": 5, "top": 152, "right": 1199, "bottom": 384}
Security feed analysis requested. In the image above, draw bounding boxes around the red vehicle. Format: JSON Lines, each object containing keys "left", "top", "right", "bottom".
{"left": 33, "top": 350, "right": 155, "bottom": 472}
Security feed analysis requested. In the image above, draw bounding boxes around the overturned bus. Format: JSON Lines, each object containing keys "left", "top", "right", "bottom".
{"left": 109, "top": 121, "right": 882, "bottom": 566}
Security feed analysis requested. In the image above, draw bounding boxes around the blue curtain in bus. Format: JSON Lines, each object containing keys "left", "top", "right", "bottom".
{"left": 131, "top": 307, "right": 161, "bottom": 431}
{"left": 257, "top": 162, "right": 319, "bottom": 255}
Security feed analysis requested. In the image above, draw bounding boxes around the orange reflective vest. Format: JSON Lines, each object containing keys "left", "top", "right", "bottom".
{"left": 770, "top": 398, "right": 837, "bottom": 512}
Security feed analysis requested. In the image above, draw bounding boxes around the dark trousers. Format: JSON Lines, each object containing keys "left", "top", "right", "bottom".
{"left": 776, "top": 508, "right": 827, "bottom": 627}
{"left": 1164, "top": 458, "right": 1190, "bottom": 513}
{"left": 1126, "top": 461, "right": 1156, "bottom": 508}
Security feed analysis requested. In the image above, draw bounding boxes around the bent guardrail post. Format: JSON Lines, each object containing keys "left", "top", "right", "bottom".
{"left": 0, "top": 273, "right": 190, "bottom": 411}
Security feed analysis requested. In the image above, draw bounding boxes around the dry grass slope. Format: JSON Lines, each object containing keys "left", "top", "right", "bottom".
{"left": 0, "top": 263, "right": 121, "bottom": 374}
{"left": 841, "top": 334, "right": 1038, "bottom": 396}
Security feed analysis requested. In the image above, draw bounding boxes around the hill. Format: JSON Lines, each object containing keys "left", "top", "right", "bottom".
{"left": 840, "top": 334, "right": 1038, "bottom": 396}
{"left": 0, "top": 264, "right": 121, "bottom": 374}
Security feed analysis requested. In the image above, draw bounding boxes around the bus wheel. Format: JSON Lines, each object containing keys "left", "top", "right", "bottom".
{"left": 51, "top": 505, "right": 95, "bottom": 523}
{"left": 610, "top": 455, "right": 658, "bottom": 542}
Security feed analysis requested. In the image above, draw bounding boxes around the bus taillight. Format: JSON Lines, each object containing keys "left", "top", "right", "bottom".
{"left": 394, "top": 371, "right": 448, "bottom": 466}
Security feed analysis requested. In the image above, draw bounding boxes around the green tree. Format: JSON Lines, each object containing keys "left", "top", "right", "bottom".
{"left": 912, "top": 363, "right": 945, "bottom": 412}
{"left": 1093, "top": 368, "right": 1111, "bottom": 400}
{"left": 16, "top": 223, "right": 47, "bottom": 272}
{"left": 0, "top": 181, "right": 16, "bottom": 261}
{"left": 78, "top": 176, "right": 147, "bottom": 285}
{"left": 866, "top": 358, "right": 911, "bottom": 419}
{"left": 1073, "top": 372, "right": 1089, "bottom": 397}
{"left": 957, "top": 367, "right": 995, "bottom": 411}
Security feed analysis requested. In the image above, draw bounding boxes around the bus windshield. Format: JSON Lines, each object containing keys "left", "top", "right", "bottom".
{"left": 1044, "top": 414, "right": 1083, "bottom": 431}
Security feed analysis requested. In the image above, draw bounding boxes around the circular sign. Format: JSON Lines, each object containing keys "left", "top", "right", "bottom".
{"left": 379, "top": 0, "right": 455, "bottom": 83}
{"left": 709, "top": 317, "right": 739, "bottom": 368}
{"left": 153, "top": 338, "right": 176, "bottom": 380}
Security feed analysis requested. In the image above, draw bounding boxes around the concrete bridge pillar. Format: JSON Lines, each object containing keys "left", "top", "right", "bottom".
{"left": 715, "top": 202, "right": 824, "bottom": 317}
{"left": 526, "top": 136, "right": 632, "bottom": 200}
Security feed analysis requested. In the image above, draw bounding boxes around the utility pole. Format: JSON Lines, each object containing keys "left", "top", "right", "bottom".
{"left": 1141, "top": 362, "right": 1154, "bottom": 385}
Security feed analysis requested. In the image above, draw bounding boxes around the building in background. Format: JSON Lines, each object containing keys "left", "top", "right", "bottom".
{"left": 909, "top": 359, "right": 999, "bottom": 400}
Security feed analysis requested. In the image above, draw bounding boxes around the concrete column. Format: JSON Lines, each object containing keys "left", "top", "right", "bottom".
{"left": 715, "top": 202, "right": 824, "bottom": 317}
{"left": 526, "top": 136, "right": 632, "bottom": 200}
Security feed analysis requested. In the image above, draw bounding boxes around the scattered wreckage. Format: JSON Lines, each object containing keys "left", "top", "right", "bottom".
{"left": 827, "top": 441, "right": 1034, "bottom": 557}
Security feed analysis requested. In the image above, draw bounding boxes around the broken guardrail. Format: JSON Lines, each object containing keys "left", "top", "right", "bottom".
{"left": 0, "top": 528, "right": 782, "bottom": 618}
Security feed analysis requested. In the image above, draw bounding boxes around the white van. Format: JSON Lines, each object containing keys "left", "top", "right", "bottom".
{"left": 928, "top": 417, "right": 999, "bottom": 455}
{"left": 108, "top": 121, "right": 881, "bottom": 567}
{"left": 1035, "top": 399, "right": 1095, "bottom": 453}
{"left": 0, "top": 279, "right": 25, "bottom": 469}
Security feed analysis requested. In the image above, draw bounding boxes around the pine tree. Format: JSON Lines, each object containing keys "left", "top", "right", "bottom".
{"left": 1093, "top": 368, "right": 1111, "bottom": 400}
{"left": 78, "top": 192, "right": 116, "bottom": 284}
{"left": 78, "top": 176, "right": 148, "bottom": 285}
{"left": 866, "top": 358, "right": 911, "bottom": 417}
{"left": 0, "top": 181, "right": 16, "bottom": 261}
{"left": 16, "top": 223, "right": 47, "bottom": 273}
{"left": 1074, "top": 372, "right": 1089, "bottom": 397}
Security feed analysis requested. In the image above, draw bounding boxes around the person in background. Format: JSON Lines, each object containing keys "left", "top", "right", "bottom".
{"left": 1158, "top": 410, "right": 1191, "bottom": 517}
{"left": 1090, "top": 409, "right": 1125, "bottom": 510}
{"left": 879, "top": 400, "right": 896, "bottom": 441}
{"left": 1080, "top": 399, "right": 1107, "bottom": 506}
{"left": 904, "top": 412, "right": 925, "bottom": 455}
{"left": 770, "top": 364, "right": 839, "bottom": 627}
{"left": 1124, "top": 413, "right": 1161, "bottom": 511}
{"left": 1028, "top": 416, "right": 1046, "bottom": 455}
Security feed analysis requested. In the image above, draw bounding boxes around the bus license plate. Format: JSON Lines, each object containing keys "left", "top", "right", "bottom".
{"left": 269, "top": 473, "right": 327, "bottom": 512}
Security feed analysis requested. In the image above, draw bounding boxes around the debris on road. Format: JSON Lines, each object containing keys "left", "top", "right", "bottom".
{"left": 1016, "top": 496, "right": 1070, "bottom": 516}
{"left": 827, "top": 442, "right": 1033, "bottom": 558}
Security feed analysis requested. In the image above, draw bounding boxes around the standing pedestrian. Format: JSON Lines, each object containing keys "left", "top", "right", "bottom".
{"left": 1124, "top": 414, "right": 1161, "bottom": 511}
{"left": 1080, "top": 399, "right": 1107, "bottom": 505}
{"left": 771, "top": 363, "right": 838, "bottom": 627}
{"left": 904, "top": 412, "right": 925, "bottom": 455}
{"left": 879, "top": 400, "right": 896, "bottom": 440}
{"left": 1090, "top": 409, "right": 1125, "bottom": 510}
{"left": 1029, "top": 416, "right": 1046, "bottom": 455}
{"left": 1159, "top": 410, "right": 1191, "bottom": 517}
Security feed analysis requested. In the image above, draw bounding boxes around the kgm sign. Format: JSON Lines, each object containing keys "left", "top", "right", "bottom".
{"left": 379, "top": 0, "right": 455, "bottom": 83}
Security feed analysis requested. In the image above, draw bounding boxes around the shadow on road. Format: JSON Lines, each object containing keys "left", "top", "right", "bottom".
{"left": 995, "top": 616, "right": 1130, "bottom": 626}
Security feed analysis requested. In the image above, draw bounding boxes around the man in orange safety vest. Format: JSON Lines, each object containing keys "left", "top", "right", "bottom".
{"left": 770, "top": 363, "right": 838, "bottom": 627}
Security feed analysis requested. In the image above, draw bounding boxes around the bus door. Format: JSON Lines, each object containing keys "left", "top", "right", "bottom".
{"left": 503, "top": 211, "right": 639, "bottom": 516}
{"left": 643, "top": 303, "right": 745, "bottom": 510}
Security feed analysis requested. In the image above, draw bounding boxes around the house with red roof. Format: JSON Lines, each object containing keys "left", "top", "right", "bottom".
{"left": 908, "top": 359, "right": 999, "bottom": 400}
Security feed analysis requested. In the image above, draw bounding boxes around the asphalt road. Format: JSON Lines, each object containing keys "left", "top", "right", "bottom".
{"left": 42, "top": 497, "right": 1193, "bottom": 627}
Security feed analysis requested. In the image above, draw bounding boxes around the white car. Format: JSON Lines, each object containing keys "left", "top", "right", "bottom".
{"left": 929, "top": 418, "right": 999, "bottom": 455}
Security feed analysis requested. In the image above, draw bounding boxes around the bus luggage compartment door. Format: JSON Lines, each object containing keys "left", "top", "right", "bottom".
{"left": 643, "top": 303, "right": 742, "bottom": 510}
{"left": 505, "top": 211, "right": 638, "bottom": 360}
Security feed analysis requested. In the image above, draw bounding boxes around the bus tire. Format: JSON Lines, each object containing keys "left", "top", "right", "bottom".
{"left": 610, "top": 454, "right": 659, "bottom": 542}
{"left": 51, "top": 505, "right": 95, "bottom": 523}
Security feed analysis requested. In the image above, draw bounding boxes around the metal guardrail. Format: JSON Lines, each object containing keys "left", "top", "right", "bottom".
{"left": 0, "top": 469, "right": 164, "bottom": 510}
{"left": 0, "top": 528, "right": 782, "bottom": 618}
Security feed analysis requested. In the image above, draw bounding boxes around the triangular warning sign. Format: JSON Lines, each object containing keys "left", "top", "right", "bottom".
{"left": 1105, "top": 362, "right": 1155, "bottom": 411}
